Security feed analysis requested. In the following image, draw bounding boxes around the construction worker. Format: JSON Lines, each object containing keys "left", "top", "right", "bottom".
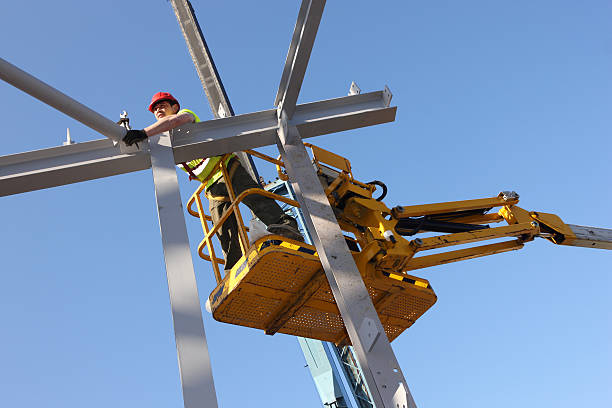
{"left": 123, "top": 92, "right": 303, "bottom": 271}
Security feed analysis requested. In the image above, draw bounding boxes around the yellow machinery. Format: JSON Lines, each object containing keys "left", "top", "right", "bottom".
{"left": 187, "top": 144, "right": 611, "bottom": 345}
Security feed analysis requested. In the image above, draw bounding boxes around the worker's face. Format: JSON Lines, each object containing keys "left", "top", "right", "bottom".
{"left": 153, "top": 101, "right": 179, "bottom": 120}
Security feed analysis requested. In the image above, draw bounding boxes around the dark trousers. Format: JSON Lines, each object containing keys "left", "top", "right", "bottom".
{"left": 207, "top": 160, "right": 297, "bottom": 271}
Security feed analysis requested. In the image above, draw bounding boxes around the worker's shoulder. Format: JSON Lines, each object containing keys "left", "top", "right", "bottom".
{"left": 178, "top": 108, "right": 200, "bottom": 123}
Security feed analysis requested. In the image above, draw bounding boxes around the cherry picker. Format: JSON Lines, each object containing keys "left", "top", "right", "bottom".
{"left": 186, "top": 143, "right": 612, "bottom": 345}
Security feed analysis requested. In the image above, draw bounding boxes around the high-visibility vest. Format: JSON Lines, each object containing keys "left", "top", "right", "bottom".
{"left": 177, "top": 109, "right": 236, "bottom": 189}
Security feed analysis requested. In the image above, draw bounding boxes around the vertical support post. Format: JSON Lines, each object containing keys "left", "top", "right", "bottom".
{"left": 149, "top": 132, "right": 219, "bottom": 408}
{"left": 276, "top": 115, "right": 417, "bottom": 408}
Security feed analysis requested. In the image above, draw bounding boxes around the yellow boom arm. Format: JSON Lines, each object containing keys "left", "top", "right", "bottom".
{"left": 308, "top": 145, "right": 612, "bottom": 276}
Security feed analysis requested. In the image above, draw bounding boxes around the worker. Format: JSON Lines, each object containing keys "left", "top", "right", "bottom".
{"left": 123, "top": 91, "right": 303, "bottom": 271}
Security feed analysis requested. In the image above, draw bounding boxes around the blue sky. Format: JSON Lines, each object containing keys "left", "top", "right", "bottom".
{"left": 1, "top": 1, "right": 611, "bottom": 407}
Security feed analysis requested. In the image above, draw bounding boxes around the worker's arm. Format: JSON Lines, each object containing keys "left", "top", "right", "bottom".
{"left": 143, "top": 112, "right": 195, "bottom": 136}
{"left": 123, "top": 112, "right": 195, "bottom": 146}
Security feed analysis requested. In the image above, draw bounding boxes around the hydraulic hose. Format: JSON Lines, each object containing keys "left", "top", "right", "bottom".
{"left": 367, "top": 180, "right": 387, "bottom": 201}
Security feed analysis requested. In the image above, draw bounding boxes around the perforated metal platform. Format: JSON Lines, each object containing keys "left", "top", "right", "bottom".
{"left": 208, "top": 237, "right": 437, "bottom": 344}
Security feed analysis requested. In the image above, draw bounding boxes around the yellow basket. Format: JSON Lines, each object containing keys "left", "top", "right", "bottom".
{"left": 209, "top": 236, "right": 437, "bottom": 344}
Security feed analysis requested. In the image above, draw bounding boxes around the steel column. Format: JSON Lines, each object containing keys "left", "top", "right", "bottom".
{"left": 269, "top": 180, "right": 367, "bottom": 408}
{"left": 276, "top": 116, "right": 417, "bottom": 408}
{"left": 0, "top": 57, "right": 126, "bottom": 142}
{"left": 149, "top": 132, "right": 218, "bottom": 408}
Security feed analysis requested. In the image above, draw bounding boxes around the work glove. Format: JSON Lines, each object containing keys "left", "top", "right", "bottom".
{"left": 123, "top": 129, "right": 148, "bottom": 146}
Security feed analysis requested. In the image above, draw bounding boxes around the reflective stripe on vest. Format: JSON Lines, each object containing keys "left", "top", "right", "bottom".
{"left": 176, "top": 109, "right": 237, "bottom": 189}
{"left": 181, "top": 154, "right": 236, "bottom": 189}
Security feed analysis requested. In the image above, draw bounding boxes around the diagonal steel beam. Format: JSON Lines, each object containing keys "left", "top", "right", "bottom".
{"left": 274, "top": 0, "right": 311, "bottom": 108}
{"left": 170, "top": 0, "right": 235, "bottom": 118}
{"left": 274, "top": 0, "right": 326, "bottom": 119}
{"left": 169, "top": 0, "right": 259, "bottom": 182}
{"left": 0, "top": 90, "right": 394, "bottom": 197}
{"left": 276, "top": 115, "right": 417, "bottom": 408}
{"left": 0, "top": 57, "right": 126, "bottom": 143}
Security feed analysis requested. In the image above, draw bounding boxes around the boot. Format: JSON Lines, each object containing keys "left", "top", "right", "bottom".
{"left": 267, "top": 215, "right": 304, "bottom": 242}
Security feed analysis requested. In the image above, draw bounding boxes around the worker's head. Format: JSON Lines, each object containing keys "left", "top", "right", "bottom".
{"left": 148, "top": 91, "right": 180, "bottom": 120}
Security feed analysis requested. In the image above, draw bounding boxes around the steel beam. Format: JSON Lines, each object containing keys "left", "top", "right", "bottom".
{"left": 169, "top": 0, "right": 259, "bottom": 182}
{"left": 274, "top": 0, "right": 326, "bottom": 118}
{"left": 0, "top": 139, "right": 150, "bottom": 196}
{"left": 276, "top": 114, "right": 416, "bottom": 408}
{"left": 149, "top": 132, "right": 219, "bottom": 408}
{"left": 566, "top": 224, "right": 612, "bottom": 250}
{"left": 0, "top": 57, "right": 126, "bottom": 142}
{"left": 0, "top": 90, "right": 394, "bottom": 197}
{"left": 274, "top": 0, "right": 311, "bottom": 108}
{"left": 170, "top": 0, "right": 235, "bottom": 118}
{"left": 172, "top": 90, "right": 395, "bottom": 163}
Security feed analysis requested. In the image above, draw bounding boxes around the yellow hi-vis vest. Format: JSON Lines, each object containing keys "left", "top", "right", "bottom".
{"left": 177, "top": 109, "right": 236, "bottom": 189}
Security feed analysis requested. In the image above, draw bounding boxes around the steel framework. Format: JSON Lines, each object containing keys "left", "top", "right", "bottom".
{"left": 0, "top": 1, "right": 417, "bottom": 407}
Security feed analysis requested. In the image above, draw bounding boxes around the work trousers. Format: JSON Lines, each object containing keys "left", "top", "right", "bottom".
{"left": 207, "top": 160, "right": 297, "bottom": 271}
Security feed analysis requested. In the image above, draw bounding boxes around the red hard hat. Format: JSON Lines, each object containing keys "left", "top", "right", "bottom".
{"left": 148, "top": 91, "right": 180, "bottom": 112}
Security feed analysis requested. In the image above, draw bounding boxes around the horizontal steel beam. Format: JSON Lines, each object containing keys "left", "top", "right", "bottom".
{"left": 566, "top": 224, "right": 612, "bottom": 250}
{"left": 274, "top": 0, "right": 326, "bottom": 118}
{"left": 172, "top": 90, "right": 395, "bottom": 163}
{"left": 0, "top": 139, "right": 151, "bottom": 197}
{"left": 0, "top": 90, "right": 395, "bottom": 197}
{"left": 0, "top": 57, "right": 127, "bottom": 142}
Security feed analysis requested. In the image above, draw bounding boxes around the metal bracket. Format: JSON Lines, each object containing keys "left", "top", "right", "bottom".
{"left": 63, "top": 128, "right": 75, "bottom": 146}
{"left": 383, "top": 85, "right": 393, "bottom": 108}
{"left": 392, "top": 382, "right": 409, "bottom": 408}
{"left": 348, "top": 81, "right": 361, "bottom": 96}
{"left": 218, "top": 103, "right": 228, "bottom": 118}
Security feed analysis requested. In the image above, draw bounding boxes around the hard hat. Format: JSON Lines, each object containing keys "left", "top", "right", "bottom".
{"left": 148, "top": 92, "right": 180, "bottom": 112}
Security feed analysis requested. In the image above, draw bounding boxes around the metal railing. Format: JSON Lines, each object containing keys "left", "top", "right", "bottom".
{"left": 186, "top": 151, "right": 300, "bottom": 283}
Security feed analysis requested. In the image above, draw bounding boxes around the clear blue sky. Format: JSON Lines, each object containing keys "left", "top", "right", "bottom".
{"left": 1, "top": 1, "right": 611, "bottom": 407}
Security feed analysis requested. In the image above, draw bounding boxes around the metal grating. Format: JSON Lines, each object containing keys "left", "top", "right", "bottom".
{"left": 247, "top": 250, "right": 319, "bottom": 291}
{"left": 210, "top": 239, "right": 437, "bottom": 344}
{"left": 283, "top": 307, "right": 346, "bottom": 340}
{"left": 382, "top": 292, "right": 435, "bottom": 322}
{"left": 217, "top": 291, "right": 282, "bottom": 327}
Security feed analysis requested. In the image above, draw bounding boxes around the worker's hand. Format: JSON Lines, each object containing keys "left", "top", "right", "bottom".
{"left": 123, "top": 129, "right": 148, "bottom": 146}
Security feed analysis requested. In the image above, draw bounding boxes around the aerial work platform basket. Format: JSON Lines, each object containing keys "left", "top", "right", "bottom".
{"left": 208, "top": 236, "right": 436, "bottom": 344}
{"left": 186, "top": 146, "right": 437, "bottom": 345}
